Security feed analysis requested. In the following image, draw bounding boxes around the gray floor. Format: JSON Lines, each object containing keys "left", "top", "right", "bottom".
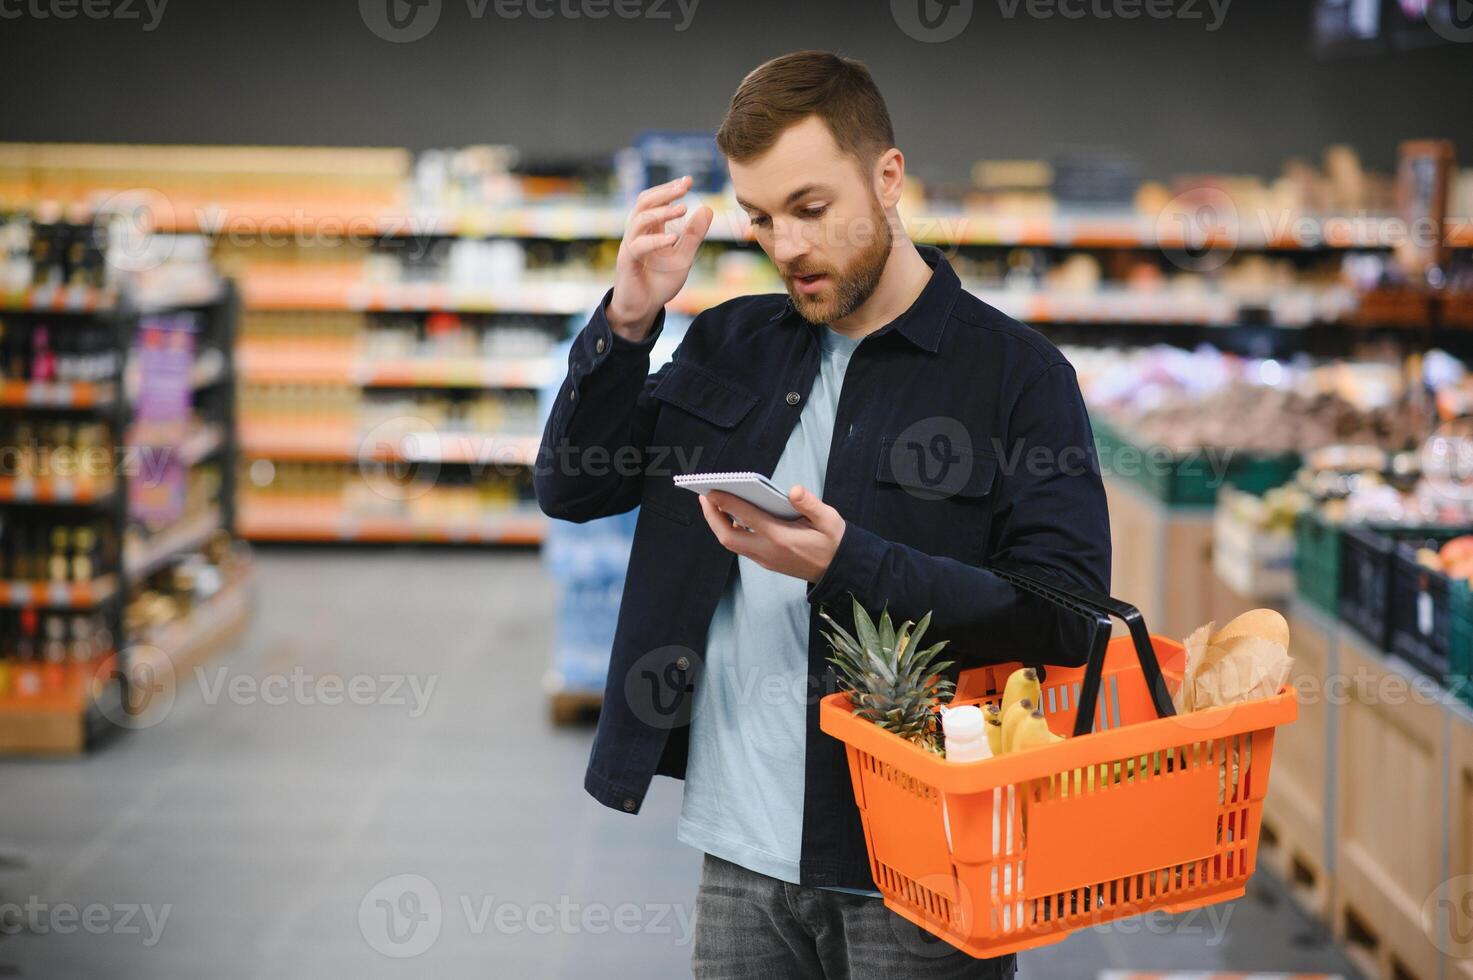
{"left": 0, "top": 550, "right": 1361, "bottom": 979}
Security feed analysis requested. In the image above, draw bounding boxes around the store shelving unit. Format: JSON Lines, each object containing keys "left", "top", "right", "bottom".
{"left": 225, "top": 198, "right": 1471, "bottom": 544}
{"left": 0, "top": 275, "right": 250, "bottom": 753}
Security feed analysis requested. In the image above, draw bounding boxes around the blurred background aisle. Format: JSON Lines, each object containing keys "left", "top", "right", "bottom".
{"left": 0, "top": 550, "right": 1359, "bottom": 979}
{"left": 0, "top": 2, "right": 1471, "bottom": 978}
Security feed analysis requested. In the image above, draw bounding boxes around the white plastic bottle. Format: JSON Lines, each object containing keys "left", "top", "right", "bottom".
{"left": 940, "top": 706, "right": 994, "bottom": 851}
{"left": 941, "top": 705, "right": 993, "bottom": 762}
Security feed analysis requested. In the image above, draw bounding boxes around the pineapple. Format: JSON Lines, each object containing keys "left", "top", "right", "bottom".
{"left": 821, "top": 597, "right": 955, "bottom": 754}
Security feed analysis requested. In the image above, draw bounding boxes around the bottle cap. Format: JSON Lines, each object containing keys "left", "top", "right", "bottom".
{"left": 941, "top": 704, "right": 986, "bottom": 741}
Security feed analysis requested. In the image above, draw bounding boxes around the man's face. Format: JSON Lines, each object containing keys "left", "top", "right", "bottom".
{"left": 728, "top": 116, "right": 892, "bottom": 326}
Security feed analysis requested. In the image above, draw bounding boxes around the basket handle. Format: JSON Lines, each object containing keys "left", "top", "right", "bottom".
{"left": 991, "top": 562, "right": 1177, "bottom": 738}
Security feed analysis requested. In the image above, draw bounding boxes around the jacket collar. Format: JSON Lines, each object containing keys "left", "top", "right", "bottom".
{"left": 768, "top": 245, "right": 960, "bottom": 354}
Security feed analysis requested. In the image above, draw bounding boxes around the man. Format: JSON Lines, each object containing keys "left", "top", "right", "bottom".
{"left": 536, "top": 51, "right": 1110, "bottom": 978}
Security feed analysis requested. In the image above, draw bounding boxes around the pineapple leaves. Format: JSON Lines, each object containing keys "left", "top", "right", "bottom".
{"left": 820, "top": 596, "right": 957, "bottom": 752}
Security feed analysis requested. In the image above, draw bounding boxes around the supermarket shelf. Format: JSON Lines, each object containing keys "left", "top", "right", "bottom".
{"left": 0, "top": 575, "right": 118, "bottom": 609}
{"left": 0, "top": 284, "right": 117, "bottom": 313}
{"left": 240, "top": 272, "right": 1360, "bottom": 327}
{"left": 130, "top": 566, "right": 253, "bottom": 697}
{"left": 161, "top": 202, "right": 1472, "bottom": 251}
{"left": 0, "top": 654, "right": 120, "bottom": 754}
{"left": 0, "top": 278, "right": 224, "bottom": 315}
{"left": 238, "top": 507, "right": 545, "bottom": 544}
{"left": 125, "top": 506, "right": 222, "bottom": 582}
{"left": 239, "top": 427, "right": 540, "bottom": 465}
{"left": 0, "top": 379, "right": 116, "bottom": 409}
{"left": 243, "top": 278, "right": 607, "bottom": 314}
{"left": 0, "top": 476, "right": 115, "bottom": 505}
{"left": 237, "top": 350, "right": 556, "bottom": 389}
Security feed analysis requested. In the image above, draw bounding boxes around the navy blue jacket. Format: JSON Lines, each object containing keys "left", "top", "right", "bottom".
{"left": 535, "top": 246, "right": 1110, "bottom": 890}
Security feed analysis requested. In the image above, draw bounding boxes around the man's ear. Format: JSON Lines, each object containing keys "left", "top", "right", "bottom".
{"left": 873, "top": 147, "right": 906, "bottom": 210}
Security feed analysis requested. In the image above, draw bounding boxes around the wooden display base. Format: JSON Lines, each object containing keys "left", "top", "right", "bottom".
{"left": 1103, "top": 475, "right": 1215, "bottom": 639}
{"left": 1334, "top": 629, "right": 1450, "bottom": 980}
{"left": 1449, "top": 703, "right": 1473, "bottom": 980}
{"left": 128, "top": 568, "right": 254, "bottom": 719}
{"left": 0, "top": 661, "right": 123, "bottom": 755}
{"left": 548, "top": 690, "right": 601, "bottom": 727}
{"left": 1256, "top": 599, "right": 1337, "bottom": 923}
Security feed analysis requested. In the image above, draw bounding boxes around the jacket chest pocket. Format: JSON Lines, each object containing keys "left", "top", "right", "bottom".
{"left": 642, "top": 362, "right": 759, "bottom": 525}
{"left": 872, "top": 435, "right": 999, "bottom": 559}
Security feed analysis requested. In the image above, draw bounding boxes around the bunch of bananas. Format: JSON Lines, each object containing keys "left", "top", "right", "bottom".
{"left": 987, "top": 667, "right": 1064, "bottom": 755}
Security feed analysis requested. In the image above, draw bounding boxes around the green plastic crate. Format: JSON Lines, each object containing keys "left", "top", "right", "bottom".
{"left": 1450, "top": 579, "right": 1473, "bottom": 710}
{"left": 1294, "top": 510, "right": 1341, "bottom": 616}
{"left": 1093, "top": 418, "right": 1300, "bottom": 507}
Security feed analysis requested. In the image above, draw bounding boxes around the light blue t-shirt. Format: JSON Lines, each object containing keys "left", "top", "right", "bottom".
{"left": 678, "top": 326, "right": 877, "bottom": 893}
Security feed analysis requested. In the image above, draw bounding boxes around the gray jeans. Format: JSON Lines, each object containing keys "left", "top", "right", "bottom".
{"left": 691, "top": 854, "right": 1018, "bottom": 979}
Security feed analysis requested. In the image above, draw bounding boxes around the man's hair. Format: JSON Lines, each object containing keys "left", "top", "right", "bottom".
{"left": 715, "top": 51, "right": 895, "bottom": 168}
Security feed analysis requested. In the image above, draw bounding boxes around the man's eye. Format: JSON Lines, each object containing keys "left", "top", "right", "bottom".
{"left": 802, "top": 206, "right": 828, "bottom": 219}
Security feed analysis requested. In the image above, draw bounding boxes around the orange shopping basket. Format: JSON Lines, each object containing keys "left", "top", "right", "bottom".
{"left": 818, "top": 563, "right": 1299, "bottom": 959}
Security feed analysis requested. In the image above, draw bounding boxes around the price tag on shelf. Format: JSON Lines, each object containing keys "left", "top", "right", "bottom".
{"left": 10, "top": 582, "right": 33, "bottom": 605}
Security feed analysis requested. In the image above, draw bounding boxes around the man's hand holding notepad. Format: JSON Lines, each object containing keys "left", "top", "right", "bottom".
{"left": 673, "top": 471, "right": 802, "bottom": 521}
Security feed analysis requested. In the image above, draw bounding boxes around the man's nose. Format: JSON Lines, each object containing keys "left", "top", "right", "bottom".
{"left": 770, "top": 219, "right": 811, "bottom": 267}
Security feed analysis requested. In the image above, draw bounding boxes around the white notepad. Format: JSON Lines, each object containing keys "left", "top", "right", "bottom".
{"left": 672, "top": 471, "right": 802, "bottom": 520}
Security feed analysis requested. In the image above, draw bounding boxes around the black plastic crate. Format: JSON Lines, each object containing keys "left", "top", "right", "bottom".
{"left": 1388, "top": 543, "right": 1461, "bottom": 681}
{"left": 1338, "top": 525, "right": 1468, "bottom": 653}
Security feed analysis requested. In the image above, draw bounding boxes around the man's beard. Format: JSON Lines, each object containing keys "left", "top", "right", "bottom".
{"left": 783, "top": 202, "right": 893, "bottom": 326}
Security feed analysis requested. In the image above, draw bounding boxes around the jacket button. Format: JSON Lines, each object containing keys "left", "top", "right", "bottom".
{"left": 569, "top": 389, "right": 576, "bottom": 401}
{"left": 622, "top": 798, "right": 637, "bottom": 812}
{"left": 675, "top": 656, "right": 690, "bottom": 671}
{"left": 785, "top": 391, "right": 801, "bottom": 406}
{"left": 596, "top": 337, "right": 607, "bottom": 354}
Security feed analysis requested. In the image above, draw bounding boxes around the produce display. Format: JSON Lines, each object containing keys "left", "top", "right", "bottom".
{"left": 1070, "top": 345, "right": 1462, "bottom": 457}
{"left": 1413, "top": 535, "right": 1473, "bottom": 580}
